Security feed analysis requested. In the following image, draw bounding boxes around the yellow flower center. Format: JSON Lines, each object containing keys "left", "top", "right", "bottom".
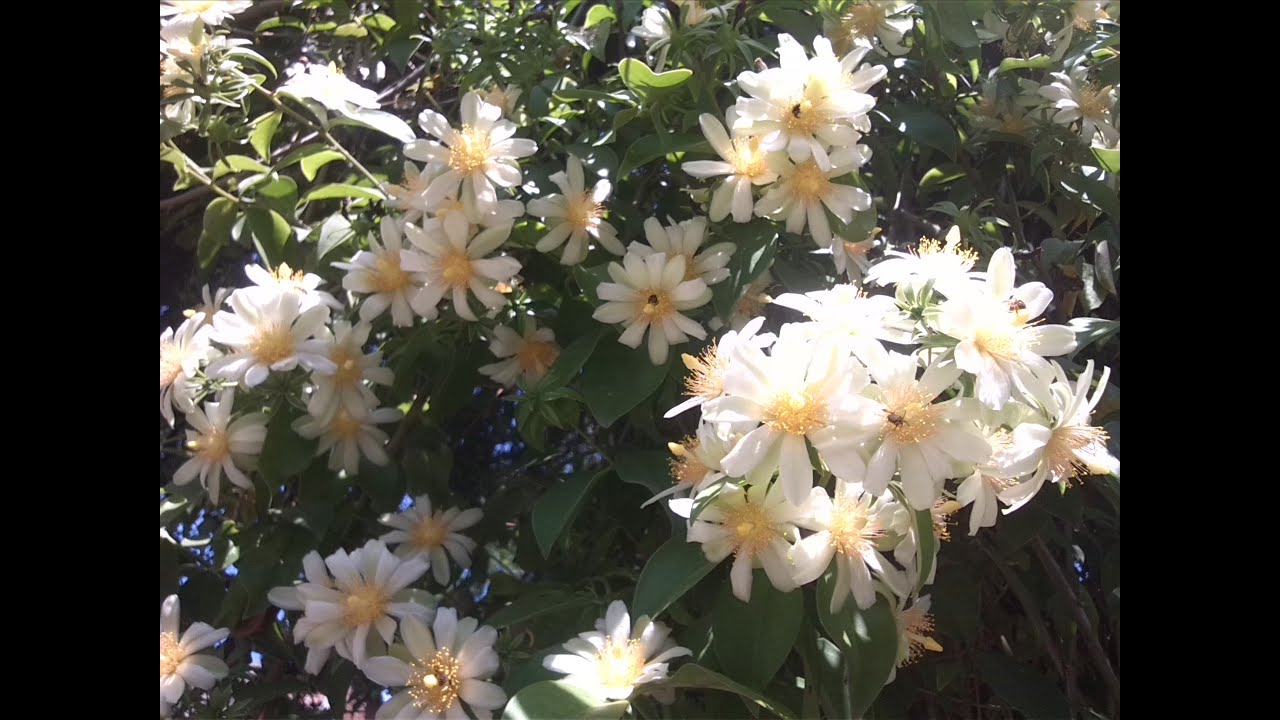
{"left": 249, "top": 323, "right": 296, "bottom": 366}
{"left": 272, "top": 262, "right": 307, "bottom": 285}
{"left": 160, "top": 341, "right": 186, "bottom": 389}
{"left": 640, "top": 289, "right": 674, "bottom": 320}
{"left": 681, "top": 343, "right": 726, "bottom": 400}
{"left": 668, "top": 438, "right": 709, "bottom": 486}
{"left": 1043, "top": 424, "right": 1109, "bottom": 484}
{"left": 187, "top": 429, "right": 231, "bottom": 463}
{"left": 594, "top": 638, "right": 647, "bottom": 690}
{"left": 973, "top": 326, "right": 1022, "bottom": 362}
{"left": 329, "top": 346, "right": 363, "bottom": 388}
{"left": 160, "top": 631, "right": 184, "bottom": 678}
{"left": 723, "top": 500, "right": 777, "bottom": 556}
{"left": 411, "top": 514, "right": 450, "bottom": 551}
{"left": 880, "top": 388, "right": 942, "bottom": 445}
{"left": 916, "top": 234, "right": 978, "bottom": 269}
{"left": 783, "top": 98, "right": 826, "bottom": 136}
{"left": 389, "top": 171, "right": 432, "bottom": 203}
{"left": 728, "top": 136, "right": 770, "bottom": 181}
{"left": 1076, "top": 84, "right": 1112, "bottom": 121}
{"left": 372, "top": 253, "right": 411, "bottom": 294}
{"left": 409, "top": 648, "right": 463, "bottom": 713}
{"left": 842, "top": 2, "right": 885, "bottom": 41}
{"left": 565, "top": 192, "right": 604, "bottom": 234}
{"left": 448, "top": 124, "right": 492, "bottom": 175}
{"left": 483, "top": 86, "right": 512, "bottom": 109}
{"left": 439, "top": 250, "right": 474, "bottom": 289}
{"left": 1072, "top": 1, "right": 1108, "bottom": 30}
{"left": 341, "top": 583, "right": 389, "bottom": 628}
{"left": 901, "top": 606, "right": 943, "bottom": 662}
{"left": 828, "top": 497, "right": 882, "bottom": 556}
{"left": 515, "top": 339, "right": 559, "bottom": 378}
{"left": 788, "top": 161, "right": 832, "bottom": 204}
{"left": 764, "top": 389, "right": 829, "bottom": 436}
{"left": 331, "top": 409, "right": 364, "bottom": 441}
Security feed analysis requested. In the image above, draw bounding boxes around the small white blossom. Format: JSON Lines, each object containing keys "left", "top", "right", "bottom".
{"left": 544, "top": 600, "right": 692, "bottom": 701}
{"left": 160, "top": 594, "right": 231, "bottom": 718}
{"left": 592, "top": 252, "right": 712, "bottom": 365}
{"left": 378, "top": 494, "right": 483, "bottom": 586}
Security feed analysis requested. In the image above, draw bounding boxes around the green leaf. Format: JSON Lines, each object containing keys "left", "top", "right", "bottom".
{"left": 333, "top": 21, "right": 368, "bottom": 37}
{"left": 303, "top": 183, "right": 386, "bottom": 202}
{"left": 298, "top": 461, "right": 345, "bottom": 539}
{"left": 711, "top": 218, "right": 779, "bottom": 320}
{"left": 502, "top": 680, "right": 628, "bottom": 720}
{"left": 895, "top": 109, "right": 960, "bottom": 160}
{"left": 573, "top": 264, "right": 611, "bottom": 303}
{"left": 245, "top": 208, "right": 292, "bottom": 267}
{"left": 579, "top": 340, "right": 670, "bottom": 427}
{"left": 931, "top": 0, "right": 980, "bottom": 48}
{"left": 919, "top": 164, "right": 966, "bottom": 187}
{"left": 997, "top": 54, "right": 1054, "bottom": 73}
{"left": 619, "top": 133, "right": 710, "bottom": 175}
{"left": 362, "top": 12, "right": 397, "bottom": 31}
{"left": 975, "top": 652, "right": 1071, "bottom": 719}
{"left": 651, "top": 664, "right": 797, "bottom": 720}
{"left": 890, "top": 485, "right": 938, "bottom": 592}
{"left": 815, "top": 577, "right": 899, "bottom": 718}
{"left": 584, "top": 4, "right": 616, "bottom": 28}
{"left": 631, "top": 538, "right": 714, "bottom": 619}
{"left": 1067, "top": 317, "right": 1120, "bottom": 357}
{"left": 198, "top": 198, "right": 238, "bottom": 269}
{"left": 535, "top": 327, "right": 602, "bottom": 391}
{"left": 250, "top": 111, "right": 283, "bottom": 161}
{"left": 1092, "top": 146, "right": 1120, "bottom": 174}
{"left": 711, "top": 570, "right": 803, "bottom": 689}
{"left": 613, "top": 449, "right": 671, "bottom": 497}
{"left": 258, "top": 406, "right": 316, "bottom": 483}
{"left": 300, "top": 150, "right": 346, "bottom": 181}
{"left": 617, "top": 58, "right": 692, "bottom": 100}
{"left": 212, "top": 154, "right": 271, "bottom": 179}
{"left": 485, "top": 588, "right": 597, "bottom": 629}
{"left": 310, "top": 213, "right": 356, "bottom": 260}
{"left": 531, "top": 470, "right": 604, "bottom": 557}
{"left": 257, "top": 176, "right": 299, "bottom": 220}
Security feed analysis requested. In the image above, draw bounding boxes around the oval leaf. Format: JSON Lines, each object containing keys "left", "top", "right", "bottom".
{"left": 532, "top": 470, "right": 604, "bottom": 557}
{"left": 711, "top": 570, "right": 803, "bottom": 689}
{"left": 631, "top": 538, "right": 714, "bottom": 619}
{"left": 816, "top": 576, "right": 899, "bottom": 719}
{"left": 303, "top": 183, "right": 386, "bottom": 202}
{"left": 579, "top": 341, "right": 669, "bottom": 428}
{"left": 503, "top": 680, "right": 628, "bottom": 720}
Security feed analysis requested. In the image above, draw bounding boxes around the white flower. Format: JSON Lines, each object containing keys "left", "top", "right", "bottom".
{"left": 939, "top": 248, "right": 1078, "bottom": 409}
{"left": 684, "top": 111, "right": 782, "bottom": 222}
{"left": 864, "top": 225, "right": 982, "bottom": 298}
{"left": 791, "top": 481, "right": 909, "bottom": 611}
{"left": 481, "top": 83, "right": 522, "bottom": 118}
{"left": 294, "top": 404, "right": 402, "bottom": 476}
{"left": 290, "top": 539, "right": 434, "bottom": 672}
{"left": 831, "top": 228, "right": 878, "bottom": 281}
{"left": 664, "top": 316, "right": 776, "bottom": 418}
{"left": 771, "top": 284, "right": 914, "bottom": 357}
{"left": 279, "top": 62, "right": 381, "bottom": 117}
{"left": 268, "top": 551, "right": 333, "bottom": 613}
{"left": 753, "top": 151, "right": 873, "bottom": 250}
{"left": 405, "top": 91, "right": 538, "bottom": 217}
{"left": 860, "top": 347, "right": 991, "bottom": 510}
{"left": 184, "top": 284, "right": 230, "bottom": 327}
{"left": 703, "top": 327, "right": 881, "bottom": 506}
{"left": 732, "top": 34, "right": 885, "bottom": 169}
{"left": 161, "top": 313, "right": 214, "bottom": 426}
{"left": 478, "top": 320, "right": 561, "bottom": 388}
{"left": 383, "top": 160, "right": 446, "bottom": 222}
{"left": 543, "top": 600, "right": 692, "bottom": 701}
{"left": 628, "top": 217, "right": 735, "bottom": 287}
{"left": 892, "top": 594, "right": 942, "bottom": 674}
{"left": 592, "top": 252, "right": 712, "bottom": 365}
{"left": 528, "top": 155, "right": 622, "bottom": 265}
{"left": 242, "top": 262, "right": 342, "bottom": 313}
{"left": 365, "top": 610, "right": 506, "bottom": 719}
{"left": 429, "top": 183, "right": 525, "bottom": 249}
{"left": 159, "top": 1, "right": 252, "bottom": 27}
{"left": 826, "top": 1, "right": 914, "bottom": 56}
{"left": 402, "top": 218, "right": 521, "bottom": 322}
{"left": 377, "top": 494, "right": 483, "bottom": 586}
{"left": 954, "top": 404, "right": 1042, "bottom": 535}
{"left": 173, "top": 389, "right": 266, "bottom": 504}
{"left": 160, "top": 594, "right": 230, "bottom": 719}
{"left": 642, "top": 421, "right": 733, "bottom": 507}
{"left": 206, "top": 288, "right": 334, "bottom": 387}
{"left": 713, "top": 269, "right": 775, "bottom": 333}
{"left": 306, "top": 321, "right": 394, "bottom": 420}
{"left": 672, "top": 480, "right": 818, "bottom": 602}
{"left": 334, "top": 217, "right": 424, "bottom": 327}
{"left": 1000, "top": 359, "right": 1119, "bottom": 512}
{"left": 1038, "top": 67, "right": 1119, "bottom": 147}
{"left": 632, "top": 5, "right": 673, "bottom": 46}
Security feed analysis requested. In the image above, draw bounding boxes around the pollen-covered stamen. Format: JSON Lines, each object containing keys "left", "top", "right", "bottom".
{"left": 1044, "top": 424, "right": 1110, "bottom": 484}
{"left": 788, "top": 161, "right": 833, "bottom": 204}
{"left": 160, "top": 631, "right": 184, "bottom": 678}
{"left": 999, "top": 112, "right": 1028, "bottom": 135}
{"left": 249, "top": 323, "right": 296, "bottom": 366}
{"left": 411, "top": 514, "right": 450, "bottom": 551}
{"left": 409, "top": 648, "right": 463, "bottom": 713}
{"left": 388, "top": 171, "right": 432, "bottom": 203}
{"left": 668, "top": 438, "right": 708, "bottom": 487}
{"left": 842, "top": 2, "right": 885, "bottom": 41}
{"left": 729, "top": 136, "right": 770, "bottom": 180}
{"left": 973, "top": 326, "right": 1022, "bottom": 362}
{"left": 901, "top": 607, "right": 943, "bottom": 661}
{"left": 828, "top": 497, "right": 884, "bottom": 556}
{"left": 916, "top": 235, "right": 979, "bottom": 269}
{"left": 160, "top": 341, "right": 185, "bottom": 389}
{"left": 516, "top": 340, "right": 559, "bottom": 377}
{"left": 272, "top": 263, "right": 308, "bottom": 286}
{"left": 1075, "top": 84, "right": 1113, "bottom": 121}
{"left": 329, "top": 346, "right": 363, "bottom": 387}
{"left": 640, "top": 290, "right": 674, "bottom": 320}
{"left": 931, "top": 499, "right": 962, "bottom": 541}
{"left": 723, "top": 501, "right": 778, "bottom": 556}
{"left": 880, "top": 389, "right": 942, "bottom": 445}
{"left": 439, "top": 250, "right": 474, "bottom": 289}
{"left": 783, "top": 98, "right": 826, "bottom": 136}
{"left": 565, "top": 192, "right": 604, "bottom": 234}
{"left": 764, "top": 389, "right": 830, "bottom": 436}
{"left": 447, "top": 124, "right": 493, "bottom": 175}
{"left": 188, "top": 429, "right": 230, "bottom": 463}
{"left": 594, "top": 638, "right": 647, "bottom": 689}
{"left": 330, "top": 409, "right": 364, "bottom": 441}
{"left": 372, "top": 254, "right": 411, "bottom": 294}
{"left": 340, "top": 583, "right": 389, "bottom": 628}
{"left": 681, "top": 343, "right": 726, "bottom": 399}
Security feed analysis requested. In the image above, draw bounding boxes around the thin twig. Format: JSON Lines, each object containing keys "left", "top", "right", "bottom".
{"left": 377, "top": 58, "right": 432, "bottom": 101}
{"left": 250, "top": 83, "right": 384, "bottom": 187}
{"left": 159, "top": 185, "right": 213, "bottom": 212}
{"left": 162, "top": 142, "right": 242, "bottom": 205}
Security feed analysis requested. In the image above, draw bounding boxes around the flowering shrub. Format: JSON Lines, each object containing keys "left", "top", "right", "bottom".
{"left": 160, "top": 1, "right": 1120, "bottom": 718}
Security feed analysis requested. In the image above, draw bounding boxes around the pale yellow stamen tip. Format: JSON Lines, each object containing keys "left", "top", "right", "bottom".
{"left": 341, "top": 583, "right": 389, "bottom": 628}
{"left": 789, "top": 161, "right": 831, "bottom": 203}
{"left": 765, "top": 390, "right": 829, "bottom": 436}
{"left": 372, "top": 254, "right": 411, "bottom": 294}
{"left": 409, "top": 649, "right": 463, "bottom": 713}
{"left": 249, "top": 324, "right": 295, "bottom": 366}
{"left": 440, "top": 251, "right": 473, "bottom": 288}
{"left": 448, "top": 124, "right": 492, "bottom": 175}
{"left": 411, "top": 515, "right": 450, "bottom": 551}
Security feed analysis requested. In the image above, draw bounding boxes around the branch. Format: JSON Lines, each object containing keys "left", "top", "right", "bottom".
{"left": 162, "top": 142, "right": 242, "bottom": 205}
{"left": 250, "top": 83, "right": 384, "bottom": 188}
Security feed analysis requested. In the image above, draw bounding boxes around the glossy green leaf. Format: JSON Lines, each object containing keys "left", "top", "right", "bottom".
{"left": 650, "top": 664, "right": 797, "bottom": 720}
{"left": 257, "top": 176, "right": 298, "bottom": 219}
{"left": 245, "top": 208, "right": 292, "bottom": 267}
{"left": 976, "top": 652, "right": 1071, "bottom": 719}
{"left": 895, "top": 109, "right": 960, "bottom": 159}
{"left": 502, "top": 680, "right": 628, "bottom": 720}
{"left": 303, "top": 183, "right": 386, "bottom": 202}
{"left": 310, "top": 213, "right": 356, "bottom": 260}
{"left": 485, "top": 588, "right": 597, "bottom": 629}
{"left": 362, "top": 12, "right": 397, "bottom": 31}
{"left": 619, "top": 133, "right": 709, "bottom": 175}
{"left": 613, "top": 449, "right": 671, "bottom": 496}
{"left": 815, "top": 576, "right": 899, "bottom": 718}
{"left": 535, "top": 327, "right": 602, "bottom": 391}
{"left": 711, "top": 218, "right": 779, "bottom": 321}
{"left": 212, "top": 154, "right": 271, "bottom": 179}
{"left": 1067, "top": 317, "right": 1120, "bottom": 357}
{"left": 631, "top": 538, "right": 714, "bottom": 619}
{"left": 998, "top": 55, "right": 1054, "bottom": 73}
{"left": 711, "top": 570, "right": 803, "bottom": 689}
{"left": 584, "top": 4, "right": 616, "bottom": 28}
{"left": 891, "top": 485, "right": 938, "bottom": 592}
{"left": 258, "top": 406, "right": 316, "bottom": 483}
{"left": 920, "top": 164, "right": 966, "bottom": 187}
{"left": 198, "top": 198, "right": 238, "bottom": 269}
{"left": 300, "top": 150, "right": 346, "bottom": 181}
{"left": 249, "top": 111, "right": 283, "bottom": 162}
{"left": 618, "top": 58, "right": 692, "bottom": 99}
{"left": 931, "top": 1, "right": 980, "bottom": 48}
{"left": 1092, "top": 147, "right": 1120, "bottom": 174}
{"left": 531, "top": 470, "right": 603, "bottom": 557}
{"left": 579, "top": 341, "right": 670, "bottom": 427}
